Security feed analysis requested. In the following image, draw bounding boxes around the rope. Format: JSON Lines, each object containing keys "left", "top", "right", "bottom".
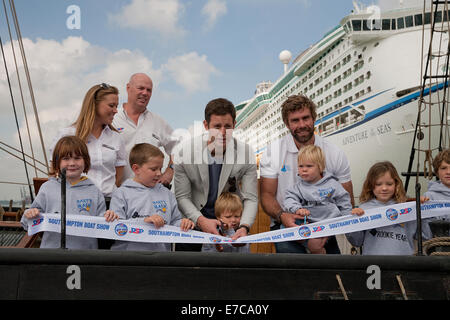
{"left": 0, "top": 31, "right": 34, "bottom": 202}
{"left": 9, "top": 0, "right": 49, "bottom": 173}
{"left": 2, "top": 0, "right": 38, "bottom": 177}
{"left": 423, "top": 149, "right": 434, "bottom": 179}
{"left": 421, "top": 237, "right": 450, "bottom": 256}
{"left": 410, "top": 0, "right": 450, "bottom": 190}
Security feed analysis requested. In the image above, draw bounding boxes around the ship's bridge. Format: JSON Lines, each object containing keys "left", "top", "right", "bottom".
{"left": 340, "top": 6, "right": 449, "bottom": 42}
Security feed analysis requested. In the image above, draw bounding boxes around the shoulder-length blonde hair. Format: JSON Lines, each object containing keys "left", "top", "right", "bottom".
{"left": 73, "top": 83, "right": 119, "bottom": 142}
{"left": 360, "top": 161, "right": 406, "bottom": 203}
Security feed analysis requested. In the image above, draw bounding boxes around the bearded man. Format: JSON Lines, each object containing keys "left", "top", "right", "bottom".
{"left": 259, "top": 94, "right": 354, "bottom": 253}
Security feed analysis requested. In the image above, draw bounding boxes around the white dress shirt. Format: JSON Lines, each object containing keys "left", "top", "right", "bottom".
{"left": 113, "top": 107, "right": 176, "bottom": 180}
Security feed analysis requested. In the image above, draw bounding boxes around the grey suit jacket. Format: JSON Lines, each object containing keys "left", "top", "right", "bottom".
{"left": 173, "top": 134, "right": 258, "bottom": 227}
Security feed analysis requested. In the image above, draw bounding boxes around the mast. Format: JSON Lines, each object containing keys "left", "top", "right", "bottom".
{"left": 403, "top": 0, "right": 450, "bottom": 192}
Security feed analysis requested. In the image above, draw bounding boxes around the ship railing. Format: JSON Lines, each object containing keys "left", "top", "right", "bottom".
{"left": 317, "top": 104, "right": 365, "bottom": 136}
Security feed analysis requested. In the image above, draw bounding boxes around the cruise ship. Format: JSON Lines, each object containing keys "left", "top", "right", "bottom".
{"left": 234, "top": 2, "right": 449, "bottom": 201}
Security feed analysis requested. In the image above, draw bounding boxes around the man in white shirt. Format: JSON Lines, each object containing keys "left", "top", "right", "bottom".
{"left": 113, "top": 73, "right": 176, "bottom": 186}
{"left": 260, "top": 94, "right": 354, "bottom": 253}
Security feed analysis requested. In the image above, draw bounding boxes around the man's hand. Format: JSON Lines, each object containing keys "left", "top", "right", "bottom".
{"left": 196, "top": 216, "right": 220, "bottom": 235}
{"left": 280, "top": 212, "right": 307, "bottom": 228}
{"left": 231, "top": 226, "right": 249, "bottom": 247}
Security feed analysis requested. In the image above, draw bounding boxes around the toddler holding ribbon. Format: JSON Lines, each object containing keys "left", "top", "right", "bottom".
{"left": 283, "top": 145, "right": 362, "bottom": 254}
{"left": 21, "top": 136, "right": 118, "bottom": 249}
{"left": 201, "top": 192, "right": 250, "bottom": 253}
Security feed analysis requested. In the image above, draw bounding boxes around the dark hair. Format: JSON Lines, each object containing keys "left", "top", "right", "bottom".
{"left": 281, "top": 94, "right": 317, "bottom": 125}
{"left": 51, "top": 136, "right": 90, "bottom": 176}
{"left": 204, "top": 98, "right": 236, "bottom": 124}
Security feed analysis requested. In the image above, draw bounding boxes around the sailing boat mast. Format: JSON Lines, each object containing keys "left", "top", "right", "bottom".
{"left": 403, "top": 0, "right": 450, "bottom": 192}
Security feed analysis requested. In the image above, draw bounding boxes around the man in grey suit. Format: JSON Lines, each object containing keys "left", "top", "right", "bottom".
{"left": 173, "top": 98, "right": 258, "bottom": 251}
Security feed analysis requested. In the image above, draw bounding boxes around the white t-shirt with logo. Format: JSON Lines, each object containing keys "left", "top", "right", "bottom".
{"left": 260, "top": 134, "right": 351, "bottom": 226}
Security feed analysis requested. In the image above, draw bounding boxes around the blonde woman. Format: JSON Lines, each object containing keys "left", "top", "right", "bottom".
{"left": 50, "top": 83, "right": 127, "bottom": 202}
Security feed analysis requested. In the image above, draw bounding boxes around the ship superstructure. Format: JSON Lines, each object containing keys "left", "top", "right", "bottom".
{"left": 235, "top": 2, "right": 449, "bottom": 200}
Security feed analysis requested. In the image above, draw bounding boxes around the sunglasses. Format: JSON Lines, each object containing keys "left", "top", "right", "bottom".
{"left": 94, "top": 83, "right": 112, "bottom": 100}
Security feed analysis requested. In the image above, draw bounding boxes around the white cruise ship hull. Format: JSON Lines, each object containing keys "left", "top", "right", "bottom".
{"left": 324, "top": 82, "right": 445, "bottom": 200}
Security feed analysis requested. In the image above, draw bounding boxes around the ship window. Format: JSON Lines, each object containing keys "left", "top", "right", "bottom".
{"left": 405, "top": 16, "right": 413, "bottom": 28}
{"left": 372, "top": 19, "right": 381, "bottom": 30}
{"left": 414, "top": 14, "right": 423, "bottom": 26}
{"left": 397, "top": 17, "right": 405, "bottom": 29}
{"left": 352, "top": 20, "right": 362, "bottom": 31}
{"left": 382, "top": 19, "right": 390, "bottom": 30}
{"left": 435, "top": 11, "right": 442, "bottom": 23}
{"left": 445, "top": 10, "right": 450, "bottom": 22}
{"left": 362, "top": 20, "right": 371, "bottom": 31}
{"left": 424, "top": 12, "right": 431, "bottom": 24}
{"left": 391, "top": 18, "right": 396, "bottom": 30}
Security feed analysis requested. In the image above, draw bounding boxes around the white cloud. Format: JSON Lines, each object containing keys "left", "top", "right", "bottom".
{"left": 0, "top": 36, "right": 160, "bottom": 187}
{"left": 162, "top": 51, "right": 219, "bottom": 93}
{"left": 0, "top": 35, "right": 219, "bottom": 200}
{"left": 109, "top": 0, "right": 186, "bottom": 37}
{"left": 202, "top": 0, "right": 227, "bottom": 30}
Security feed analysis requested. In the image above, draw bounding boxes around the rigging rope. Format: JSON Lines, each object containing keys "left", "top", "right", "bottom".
{"left": 0, "top": 32, "right": 34, "bottom": 202}
{"left": 413, "top": 0, "right": 450, "bottom": 187}
{"left": 2, "top": 0, "right": 37, "bottom": 177}
{"left": 8, "top": 0, "right": 49, "bottom": 173}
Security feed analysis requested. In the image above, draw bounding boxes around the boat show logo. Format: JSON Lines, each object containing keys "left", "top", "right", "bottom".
{"left": 114, "top": 223, "right": 128, "bottom": 236}
{"left": 298, "top": 226, "right": 311, "bottom": 238}
{"left": 400, "top": 208, "right": 412, "bottom": 215}
{"left": 385, "top": 208, "right": 398, "bottom": 221}
{"left": 209, "top": 236, "right": 222, "bottom": 243}
{"left": 130, "top": 227, "right": 144, "bottom": 234}
{"left": 32, "top": 217, "right": 44, "bottom": 227}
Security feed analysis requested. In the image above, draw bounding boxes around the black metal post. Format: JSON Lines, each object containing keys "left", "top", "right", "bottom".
{"left": 60, "top": 168, "right": 67, "bottom": 250}
{"left": 415, "top": 183, "right": 423, "bottom": 256}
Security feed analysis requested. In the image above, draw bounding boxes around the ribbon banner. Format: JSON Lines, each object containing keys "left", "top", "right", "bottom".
{"left": 27, "top": 201, "right": 450, "bottom": 244}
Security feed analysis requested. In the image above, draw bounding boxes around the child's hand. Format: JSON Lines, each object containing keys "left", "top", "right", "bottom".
{"left": 180, "top": 218, "right": 195, "bottom": 232}
{"left": 419, "top": 196, "right": 430, "bottom": 204}
{"left": 24, "top": 208, "right": 40, "bottom": 219}
{"left": 103, "top": 210, "right": 119, "bottom": 222}
{"left": 144, "top": 215, "right": 165, "bottom": 228}
{"left": 351, "top": 208, "right": 365, "bottom": 216}
{"left": 295, "top": 208, "right": 310, "bottom": 217}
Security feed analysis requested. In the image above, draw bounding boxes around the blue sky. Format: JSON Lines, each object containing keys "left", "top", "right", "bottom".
{"left": 7, "top": 0, "right": 356, "bottom": 130}
{"left": 0, "top": 0, "right": 422, "bottom": 200}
